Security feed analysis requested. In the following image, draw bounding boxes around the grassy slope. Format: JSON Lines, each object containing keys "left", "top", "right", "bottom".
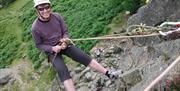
{"left": 0, "top": 0, "right": 30, "bottom": 68}
{"left": 0, "top": 0, "right": 37, "bottom": 91}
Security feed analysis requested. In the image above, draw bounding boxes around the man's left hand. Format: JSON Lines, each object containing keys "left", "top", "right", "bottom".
{"left": 61, "top": 42, "right": 67, "bottom": 50}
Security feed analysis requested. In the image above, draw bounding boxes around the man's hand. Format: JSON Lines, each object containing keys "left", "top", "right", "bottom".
{"left": 60, "top": 38, "right": 69, "bottom": 43}
{"left": 52, "top": 45, "right": 62, "bottom": 53}
{"left": 61, "top": 42, "right": 67, "bottom": 50}
{"left": 59, "top": 38, "right": 70, "bottom": 49}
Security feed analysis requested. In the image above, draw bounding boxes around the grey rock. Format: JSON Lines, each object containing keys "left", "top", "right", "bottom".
{"left": 77, "top": 86, "right": 89, "bottom": 91}
{"left": 128, "top": 0, "right": 180, "bottom": 27}
{"left": 85, "top": 72, "right": 92, "bottom": 82}
{"left": 122, "top": 69, "right": 143, "bottom": 87}
{"left": 74, "top": 67, "right": 82, "bottom": 73}
{"left": 0, "top": 68, "right": 12, "bottom": 85}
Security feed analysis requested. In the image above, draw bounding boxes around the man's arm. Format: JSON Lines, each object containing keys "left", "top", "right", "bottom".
{"left": 32, "top": 30, "right": 54, "bottom": 53}
{"left": 57, "top": 14, "right": 69, "bottom": 38}
{"left": 53, "top": 13, "right": 69, "bottom": 38}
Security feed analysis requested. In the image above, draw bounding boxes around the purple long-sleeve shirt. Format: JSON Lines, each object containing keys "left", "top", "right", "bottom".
{"left": 31, "top": 12, "right": 68, "bottom": 53}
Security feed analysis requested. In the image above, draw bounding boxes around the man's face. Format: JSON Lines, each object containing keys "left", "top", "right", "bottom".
{"left": 37, "top": 3, "right": 51, "bottom": 19}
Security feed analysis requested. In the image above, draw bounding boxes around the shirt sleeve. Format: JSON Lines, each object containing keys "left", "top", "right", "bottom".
{"left": 32, "top": 29, "right": 53, "bottom": 53}
{"left": 55, "top": 13, "right": 69, "bottom": 38}
{"left": 60, "top": 16, "right": 68, "bottom": 38}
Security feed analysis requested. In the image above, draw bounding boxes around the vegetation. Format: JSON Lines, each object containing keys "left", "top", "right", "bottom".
{"left": 0, "top": 0, "right": 30, "bottom": 68}
{"left": 0, "top": 15, "right": 21, "bottom": 68}
{"left": 0, "top": 27, "right": 20, "bottom": 68}
{"left": 0, "top": 0, "right": 16, "bottom": 8}
{"left": 165, "top": 75, "right": 180, "bottom": 91}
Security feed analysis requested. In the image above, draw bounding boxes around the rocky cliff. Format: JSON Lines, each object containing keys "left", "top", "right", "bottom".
{"left": 128, "top": 0, "right": 180, "bottom": 26}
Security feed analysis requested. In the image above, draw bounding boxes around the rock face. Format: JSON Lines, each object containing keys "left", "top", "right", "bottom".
{"left": 127, "top": 0, "right": 180, "bottom": 26}
{"left": 0, "top": 68, "right": 13, "bottom": 86}
{"left": 50, "top": 36, "right": 180, "bottom": 91}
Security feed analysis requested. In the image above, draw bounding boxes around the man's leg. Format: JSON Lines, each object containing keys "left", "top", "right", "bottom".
{"left": 63, "top": 45, "right": 115, "bottom": 79}
{"left": 51, "top": 54, "right": 76, "bottom": 91}
{"left": 63, "top": 45, "right": 107, "bottom": 74}
{"left": 88, "top": 59, "right": 107, "bottom": 74}
{"left": 88, "top": 59, "right": 117, "bottom": 79}
{"left": 64, "top": 79, "right": 75, "bottom": 91}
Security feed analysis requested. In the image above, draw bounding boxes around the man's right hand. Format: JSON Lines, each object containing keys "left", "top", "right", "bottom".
{"left": 52, "top": 45, "right": 62, "bottom": 53}
{"left": 60, "top": 38, "right": 69, "bottom": 43}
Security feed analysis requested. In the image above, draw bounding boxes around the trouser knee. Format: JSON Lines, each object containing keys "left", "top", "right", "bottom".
{"left": 52, "top": 57, "right": 71, "bottom": 83}
{"left": 56, "top": 67, "right": 71, "bottom": 82}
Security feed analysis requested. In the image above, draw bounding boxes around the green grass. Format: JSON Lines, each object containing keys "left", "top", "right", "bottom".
{"left": 0, "top": 0, "right": 31, "bottom": 68}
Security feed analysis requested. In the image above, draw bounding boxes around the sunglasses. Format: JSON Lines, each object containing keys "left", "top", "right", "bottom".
{"left": 37, "top": 5, "right": 50, "bottom": 11}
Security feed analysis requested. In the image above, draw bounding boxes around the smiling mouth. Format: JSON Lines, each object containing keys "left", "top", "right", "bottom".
{"left": 43, "top": 13, "right": 50, "bottom": 16}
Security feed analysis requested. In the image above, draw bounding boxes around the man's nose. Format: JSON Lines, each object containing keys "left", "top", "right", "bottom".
{"left": 43, "top": 8, "right": 48, "bottom": 12}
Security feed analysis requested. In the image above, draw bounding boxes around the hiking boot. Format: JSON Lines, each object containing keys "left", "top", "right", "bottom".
{"left": 105, "top": 71, "right": 117, "bottom": 79}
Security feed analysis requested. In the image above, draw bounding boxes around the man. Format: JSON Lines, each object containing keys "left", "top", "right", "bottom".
{"left": 31, "top": 0, "right": 116, "bottom": 91}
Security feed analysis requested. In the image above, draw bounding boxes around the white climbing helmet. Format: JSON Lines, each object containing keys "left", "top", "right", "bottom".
{"left": 34, "top": 0, "right": 51, "bottom": 8}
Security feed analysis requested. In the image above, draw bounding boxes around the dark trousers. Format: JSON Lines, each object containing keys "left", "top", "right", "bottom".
{"left": 47, "top": 44, "right": 92, "bottom": 82}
